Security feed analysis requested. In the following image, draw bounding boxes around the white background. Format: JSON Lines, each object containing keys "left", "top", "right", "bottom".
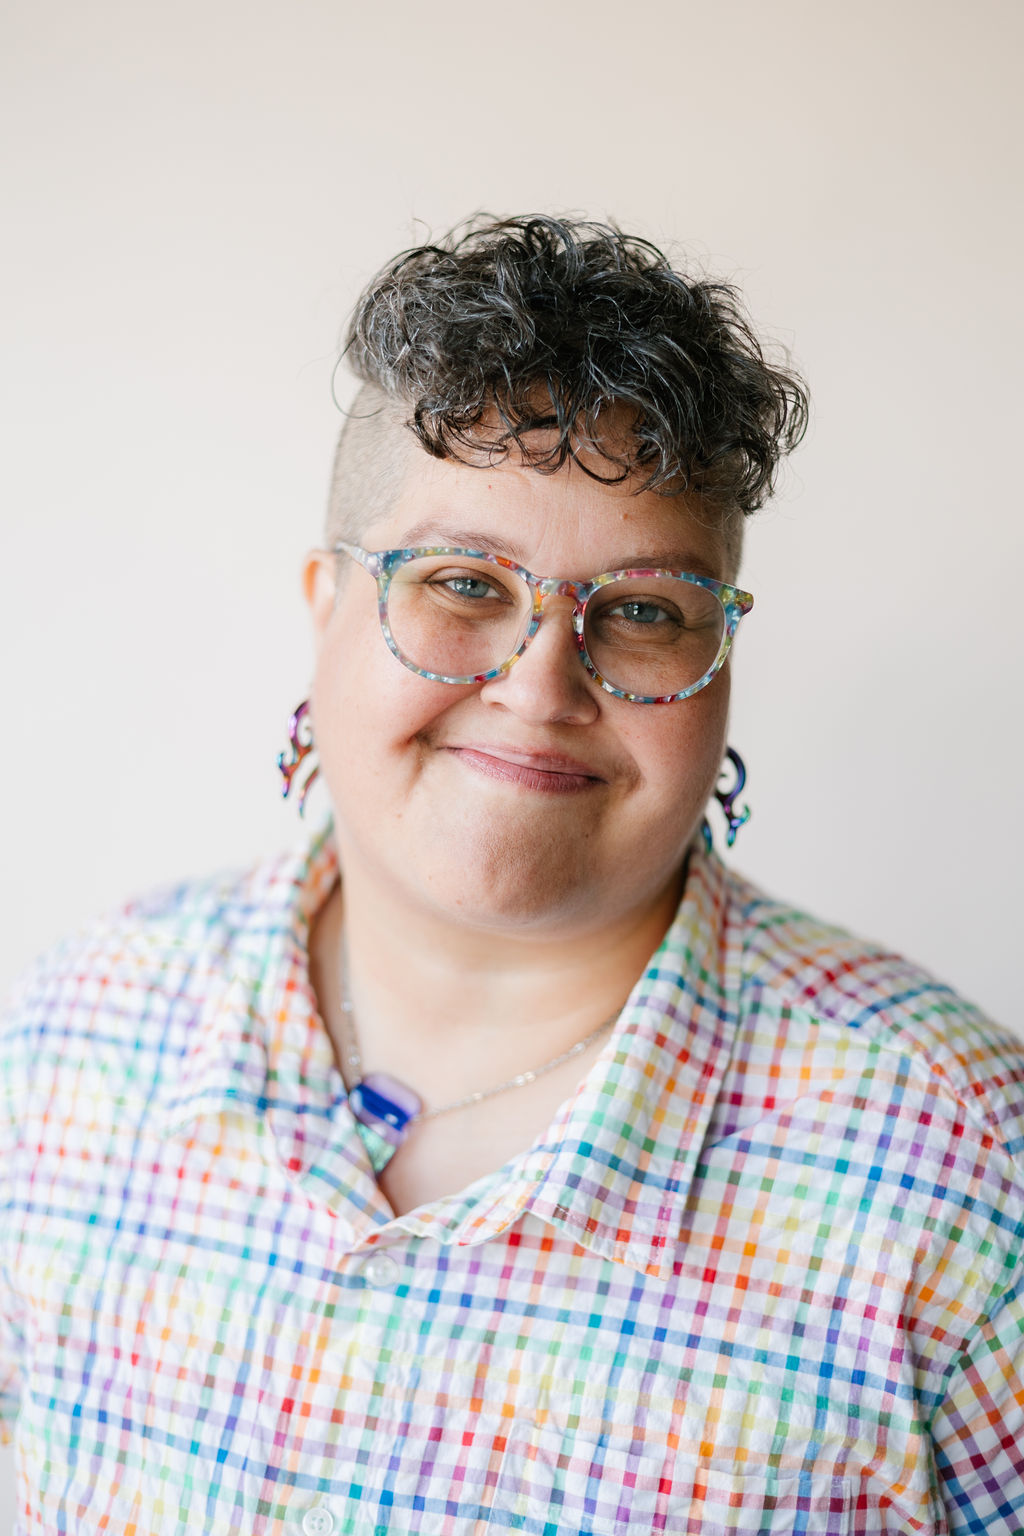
{"left": 2, "top": 0, "right": 1022, "bottom": 1524}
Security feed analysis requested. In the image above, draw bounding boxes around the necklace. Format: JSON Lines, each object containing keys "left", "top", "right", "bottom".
{"left": 339, "top": 940, "right": 620, "bottom": 1173}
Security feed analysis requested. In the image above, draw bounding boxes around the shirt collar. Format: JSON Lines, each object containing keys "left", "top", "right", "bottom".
{"left": 399, "top": 847, "right": 742, "bottom": 1277}
{"left": 161, "top": 825, "right": 742, "bottom": 1277}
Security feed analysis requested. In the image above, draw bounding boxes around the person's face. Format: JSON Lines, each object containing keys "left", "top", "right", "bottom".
{"left": 304, "top": 445, "right": 737, "bottom": 941}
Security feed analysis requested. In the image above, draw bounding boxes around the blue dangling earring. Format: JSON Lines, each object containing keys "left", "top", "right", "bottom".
{"left": 702, "top": 747, "right": 751, "bottom": 853}
{"left": 278, "top": 700, "right": 319, "bottom": 816}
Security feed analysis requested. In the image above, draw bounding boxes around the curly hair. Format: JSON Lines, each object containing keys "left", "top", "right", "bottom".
{"left": 341, "top": 215, "right": 809, "bottom": 520}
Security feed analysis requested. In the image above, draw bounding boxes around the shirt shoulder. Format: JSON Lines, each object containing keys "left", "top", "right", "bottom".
{"left": 6, "top": 824, "right": 335, "bottom": 1005}
{"left": 5, "top": 855, "right": 268, "bottom": 1021}
{"left": 0, "top": 830, "right": 335, "bottom": 1137}
{"left": 718, "top": 862, "right": 1024, "bottom": 1159}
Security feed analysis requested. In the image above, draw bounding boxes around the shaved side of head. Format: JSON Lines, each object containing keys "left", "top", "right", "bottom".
{"left": 326, "top": 384, "right": 417, "bottom": 546}
{"left": 325, "top": 386, "right": 746, "bottom": 578}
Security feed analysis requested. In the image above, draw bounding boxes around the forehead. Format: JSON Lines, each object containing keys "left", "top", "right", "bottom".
{"left": 363, "top": 442, "right": 735, "bottom": 582}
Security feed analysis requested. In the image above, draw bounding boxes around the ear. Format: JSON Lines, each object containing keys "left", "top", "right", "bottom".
{"left": 303, "top": 550, "right": 337, "bottom": 642}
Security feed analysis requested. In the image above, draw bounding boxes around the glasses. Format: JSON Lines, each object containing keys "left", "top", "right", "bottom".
{"left": 332, "top": 541, "right": 753, "bottom": 704}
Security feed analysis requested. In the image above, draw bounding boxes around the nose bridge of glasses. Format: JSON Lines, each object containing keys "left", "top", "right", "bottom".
{"left": 531, "top": 575, "right": 587, "bottom": 630}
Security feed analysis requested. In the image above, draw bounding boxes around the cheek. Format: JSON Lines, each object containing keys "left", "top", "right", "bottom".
{"left": 309, "top": 610, "right": 385, "bottom": 785}
{"left": 620, "top": 673, "right": 731, "bottom": 803}
{"left": 309, "top": 610, "right": 457, "bottom": 780}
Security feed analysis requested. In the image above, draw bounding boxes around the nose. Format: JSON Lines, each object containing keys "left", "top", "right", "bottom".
{"left": 477, "top": 597, "right": 600, "bottom": 725}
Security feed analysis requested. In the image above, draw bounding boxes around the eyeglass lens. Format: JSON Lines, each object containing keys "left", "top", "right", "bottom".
{"left": 385, "top": 555, "right": 727, "bottom": 695}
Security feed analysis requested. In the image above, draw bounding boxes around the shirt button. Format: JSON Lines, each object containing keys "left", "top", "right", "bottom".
{"left": 301, "top": 1508, "right": 334, "bottom": 1536}
{"left": 361, "top": 1251, "right": 400, "bottom": 1287}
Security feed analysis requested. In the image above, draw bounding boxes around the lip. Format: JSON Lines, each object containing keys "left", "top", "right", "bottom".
{"left": 446, "top": 745, "right": 606, "bottom": 793}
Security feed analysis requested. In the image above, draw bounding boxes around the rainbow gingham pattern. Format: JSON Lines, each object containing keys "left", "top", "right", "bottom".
{"left": 3, "top": 826, "right": 1024, "bottom": 1534}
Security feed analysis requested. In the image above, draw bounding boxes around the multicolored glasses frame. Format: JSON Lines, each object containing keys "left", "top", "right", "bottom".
{"left": 332, "top": 540, "right": 754, "bottom": 704}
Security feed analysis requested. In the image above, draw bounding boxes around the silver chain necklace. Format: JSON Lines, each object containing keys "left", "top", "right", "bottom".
{"left": 339, "top": 935, "right": 619, "bottom": 1171}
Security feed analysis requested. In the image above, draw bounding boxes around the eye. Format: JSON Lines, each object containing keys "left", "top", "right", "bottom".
{"left": 608, "top": 599, "right": 676, "bottom": 626}
{"left": 413, "top": 562, "right": 521, "bottom": 610}
{"left": 436, "top": 572, "right": 502, "bottom": 600}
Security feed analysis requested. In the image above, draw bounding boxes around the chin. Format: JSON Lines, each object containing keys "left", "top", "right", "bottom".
{"left": 413, "top": 828, "right": 686, "bottom": 939}
{"left": 426, "top": 856, "right": 592, "bottom": 933}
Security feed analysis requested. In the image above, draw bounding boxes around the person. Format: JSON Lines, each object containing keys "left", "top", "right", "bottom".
{"left": 2, "top": 215, "right": 1022, "bottom": 1536}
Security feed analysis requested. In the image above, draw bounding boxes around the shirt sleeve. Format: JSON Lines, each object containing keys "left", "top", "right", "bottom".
{"left": 0, "top": 1306, "right": 23, "bottom": 1445}
{"left": 931, "top": 1276, "right": 1024, "bottom": 1534}
{"left": 0, "top": 977, "right": 30, "bottom": 1444}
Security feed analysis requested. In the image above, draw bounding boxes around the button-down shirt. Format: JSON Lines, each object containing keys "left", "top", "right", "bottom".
{"left": 3, "top": 826, "right": 1024, "bottom": 1534}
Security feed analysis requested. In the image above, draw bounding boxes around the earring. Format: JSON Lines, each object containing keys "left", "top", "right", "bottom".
{"left": 278, "top": 700, "right": 319, "bottom": 816}
{"left": 701, "top": 747, "right": 751, "bottom": 852}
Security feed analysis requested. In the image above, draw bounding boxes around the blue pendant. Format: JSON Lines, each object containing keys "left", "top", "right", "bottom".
{"left": 348, "top": 1072, "right": 422, "bottom": 1172}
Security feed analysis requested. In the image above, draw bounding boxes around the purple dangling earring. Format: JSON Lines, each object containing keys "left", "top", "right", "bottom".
{"left": 278, "top": 700, "right": 319, "bottom": 816}
{"left": 702, "top": 747, "right": 752, "bottom": 852}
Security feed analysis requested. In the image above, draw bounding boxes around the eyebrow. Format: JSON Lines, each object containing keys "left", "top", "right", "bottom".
{"left": 394, "top": 520, "right": 722, "bottom": 578}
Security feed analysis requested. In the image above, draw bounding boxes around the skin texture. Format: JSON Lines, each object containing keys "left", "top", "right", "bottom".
{"left": 306, "top": 448, "right": 732, "bottom": 937}
{"left": 303, "top": 432, "right": 737, "bottom": 1210}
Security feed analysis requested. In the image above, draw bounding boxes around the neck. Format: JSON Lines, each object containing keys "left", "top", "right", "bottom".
{"left": 309, "top": 844, "right": 686, "bottom": 1113}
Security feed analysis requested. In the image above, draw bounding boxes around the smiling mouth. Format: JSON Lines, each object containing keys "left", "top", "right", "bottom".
{"left": 447, "top": 746, "right": 605, "bottom": 793}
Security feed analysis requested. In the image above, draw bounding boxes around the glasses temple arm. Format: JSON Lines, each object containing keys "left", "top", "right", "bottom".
{"left": 332, "top": 540, "right": 384, "bottom": 577}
